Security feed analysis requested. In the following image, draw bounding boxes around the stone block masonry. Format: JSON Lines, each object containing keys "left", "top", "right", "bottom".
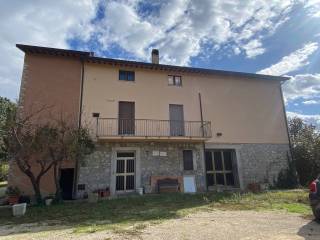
{"left": 77, "top": 141, "right": 290, "bottom": 197}
{"left": 77, "top": 142, "right": 205, "bottom": 197}
{"left": 238, "top": 143, "right": 290, "bottom": 188}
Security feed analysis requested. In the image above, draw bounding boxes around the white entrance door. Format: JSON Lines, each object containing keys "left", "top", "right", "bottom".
{"left": 183, "top": 175, "right": 196, "bottom": 193}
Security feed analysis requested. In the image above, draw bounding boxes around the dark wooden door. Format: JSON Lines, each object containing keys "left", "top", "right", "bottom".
{"left": 59, "top": 168, "right": 74, "bottom": 200}
{"left": 169, "top": 104, "right": 184, "bottom": 136}
{"left": 118, "top": 101, "right": 135, "bottom": 135}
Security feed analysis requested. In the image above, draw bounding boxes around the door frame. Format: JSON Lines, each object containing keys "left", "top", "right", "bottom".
{"left": 115, "top": 153, "right": 136, "bottom": 193}
{"left": 169, "top": 104, "right": 185, "bottom": 136}
{"left": 204, "top": 143, "right": 244, "bottom": 190}
{"left": 118, "top": 101, "right": 135, "bottom": 135}
{"left": 59, "top": 168, "right": 75, "bottom": 200}
{"left": 111, "top": 147, "right": 141, "bottom": 195}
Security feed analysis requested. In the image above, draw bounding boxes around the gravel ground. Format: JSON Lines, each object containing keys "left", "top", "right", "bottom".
{"left": 0, "top": 210, "right": 319, "bottom": 240}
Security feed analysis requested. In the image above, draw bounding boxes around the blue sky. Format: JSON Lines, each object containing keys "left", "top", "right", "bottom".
{"left": 0, "top": 0, "right": 319, "bottom": 125}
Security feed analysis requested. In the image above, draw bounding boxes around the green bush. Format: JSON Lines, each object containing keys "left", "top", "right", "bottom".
{"left": 0, "top": 162, "right": 9, "bottom": 181}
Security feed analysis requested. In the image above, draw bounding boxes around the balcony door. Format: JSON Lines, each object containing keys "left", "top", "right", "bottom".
{"left": 169, "top": 104, "right": 185, "bottom": 136}
{"left": 118, "top": 101, "right": 135, "bottom": 135}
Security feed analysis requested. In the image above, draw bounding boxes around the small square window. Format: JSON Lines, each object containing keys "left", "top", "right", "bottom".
{"left": 119, "top": 70, "right": 135, "bottom": 81}
{"left": 168, "top": 75, "right": 182, "bottom": 86}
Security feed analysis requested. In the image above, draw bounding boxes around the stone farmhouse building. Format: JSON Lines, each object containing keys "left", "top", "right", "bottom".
{"left": 9, "top": 44, "right": 291, "bottom": 199}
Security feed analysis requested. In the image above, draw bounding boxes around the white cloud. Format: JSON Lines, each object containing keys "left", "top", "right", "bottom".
{"left": 257, "top": 42, "right": 319, "bottom": 75}
{"left": 242, "top": 39, "right": 265, "bottom": 58}
{"left": 283, "top": 73, "right": 320, "bottom": 101}
{"left": 0, "top": 0, "right": 318, "bottom": 100}
{"left": 287, "top": 111, "right": 320, "bottom": 128}
{"left": 304, "top": 0, "right": 320, "bottom": 17}
{"left": 92, "top": 0, "right": 296, "bottom": 64}
{"left": 0, "top": 0, "right": 98, "bottom": 99}
{"left": 303, "top": 99, "right": 319, "bottom": 105}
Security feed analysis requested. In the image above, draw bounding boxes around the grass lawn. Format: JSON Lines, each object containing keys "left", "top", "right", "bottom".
{"left": 0, "top": 189, "right": 311, "bottom": 234}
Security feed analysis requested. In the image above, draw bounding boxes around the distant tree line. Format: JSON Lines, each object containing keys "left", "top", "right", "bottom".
{"left": 288, "top": 117, "right": 320, "bottom": 186}
{"left": 0, "top": 96, "right": 17, "bottom": 181}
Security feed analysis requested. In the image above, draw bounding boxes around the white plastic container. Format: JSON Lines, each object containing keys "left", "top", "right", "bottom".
{"left": 12, "top": 203, "right": 27, "bottom": 217}
{"left": 45, "top": 198, "right": 53, "bottom": 206}
{"left": 137, "top": 187, "right": 143, "bottom": 195}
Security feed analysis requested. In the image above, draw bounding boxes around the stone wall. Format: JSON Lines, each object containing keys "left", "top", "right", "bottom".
{"left": 77, "top": 142, "right": 290, "bottom": 197}
{"left": 238, "top": 143, "right": 290, "bottom": 188}
{"left": 77, "top": 142, "right": 205, "bottom": 197}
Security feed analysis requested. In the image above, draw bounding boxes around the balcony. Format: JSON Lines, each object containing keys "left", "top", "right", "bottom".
{"left": 96, "top": 118, "right": 212, "bottom": 141}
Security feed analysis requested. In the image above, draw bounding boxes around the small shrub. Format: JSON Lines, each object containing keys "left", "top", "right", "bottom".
{"left": 276, "top": 153, "right": 299, "bottom": 189}
{"left": 5, "top": 186, "right": 20, "bottom": 196}
{"left": 19, "top": 195, "right": 31, "bottom": 204}
{"left": 0, "top": 163, "right": 9, "bottom": 181}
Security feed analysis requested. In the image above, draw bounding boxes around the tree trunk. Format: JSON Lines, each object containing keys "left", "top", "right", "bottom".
{"left": 15, "top": 160, "right": 43, "bottom": 204}
{"left": 54, "top": 163, "right": 62, "bottom": 201}
{"left": 29, "top": 176, "right": 42, "bottom": 204}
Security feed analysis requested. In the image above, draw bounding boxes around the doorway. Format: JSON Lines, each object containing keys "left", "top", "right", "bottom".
{"left": 115, "top": 152, "right": 135, "bottom": 192}
{"left": 59, "top": 168, "right": 74, "bottom": 200}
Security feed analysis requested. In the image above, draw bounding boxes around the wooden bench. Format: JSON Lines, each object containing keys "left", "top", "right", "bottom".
{"left": 157, "top": 178, "right": 180, "bottom": 193}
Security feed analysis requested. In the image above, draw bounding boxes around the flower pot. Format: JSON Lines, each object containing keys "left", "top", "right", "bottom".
{"left": 12, "top": 203, "right": 27, "bottom": 217}
{"left": 88, "top": 193, "right": 99, "bottom": 203}
{"left": 136, "top": 187, "right": 143, "bottom": 195}
{"left": 45, "top": 198, "right": 53, "bottom": 206}
{"left": 8, "top": 195, "right": 19, "bottom": 205}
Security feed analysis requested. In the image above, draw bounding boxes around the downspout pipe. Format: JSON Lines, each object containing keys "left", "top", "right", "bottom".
{"left": 73, "top": 57, "right": 85, "bottom": 199}
{"left": 198, "top": 92, "right": 208, "bottom": 191}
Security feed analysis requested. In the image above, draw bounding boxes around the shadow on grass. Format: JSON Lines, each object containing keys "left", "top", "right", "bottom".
{"left": 0, "top": 190, "right": 311, "bottom": 236}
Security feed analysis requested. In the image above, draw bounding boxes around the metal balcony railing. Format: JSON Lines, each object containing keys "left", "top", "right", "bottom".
{"left": 96, "top": 118, "right": 212, "bottom": 139}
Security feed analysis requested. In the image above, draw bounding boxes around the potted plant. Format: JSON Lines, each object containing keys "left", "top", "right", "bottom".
{"left": 19, "top": 195, "right": 31, "bottom": 204}
{"left": 105, "top": 187, "right": 110, "bottom": 197}
{"left": 6, "top": 186, "right": 20, "bottom": 205}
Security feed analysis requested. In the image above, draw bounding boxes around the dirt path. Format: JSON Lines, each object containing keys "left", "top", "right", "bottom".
{"left": 0, "top": 210, "right": 319, "bottom": 240}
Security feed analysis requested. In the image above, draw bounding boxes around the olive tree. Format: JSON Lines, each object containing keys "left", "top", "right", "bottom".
{"left": 6, "top": 109, "right": 94, "bottom": 204}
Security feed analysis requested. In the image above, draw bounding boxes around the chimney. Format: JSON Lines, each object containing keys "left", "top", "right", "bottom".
{"left": 151, "top": 49, "right": 159, "bottom": 64}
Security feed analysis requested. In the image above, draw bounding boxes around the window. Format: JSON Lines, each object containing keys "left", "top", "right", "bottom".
{"left": 168, "top": 75, "right": 182, "bottom": 86}
{"left": 205, "top": 150, "right": 236, "bottom": 186}
{"left": 119, "top": 70, "right": 135, "bottom": 81}
{"left": 183, "top": 150, "right": 193, "bottom": 170}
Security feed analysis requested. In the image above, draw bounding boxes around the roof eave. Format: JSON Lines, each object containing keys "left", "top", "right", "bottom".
{"left": 16, "top": 43, "right": 289, "bottom": 82}
{"left": 16, "top": 44, "right": 91, "bottom": 58}
{"left": 86, "top": 56, "right": 289, "bottom": 81}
